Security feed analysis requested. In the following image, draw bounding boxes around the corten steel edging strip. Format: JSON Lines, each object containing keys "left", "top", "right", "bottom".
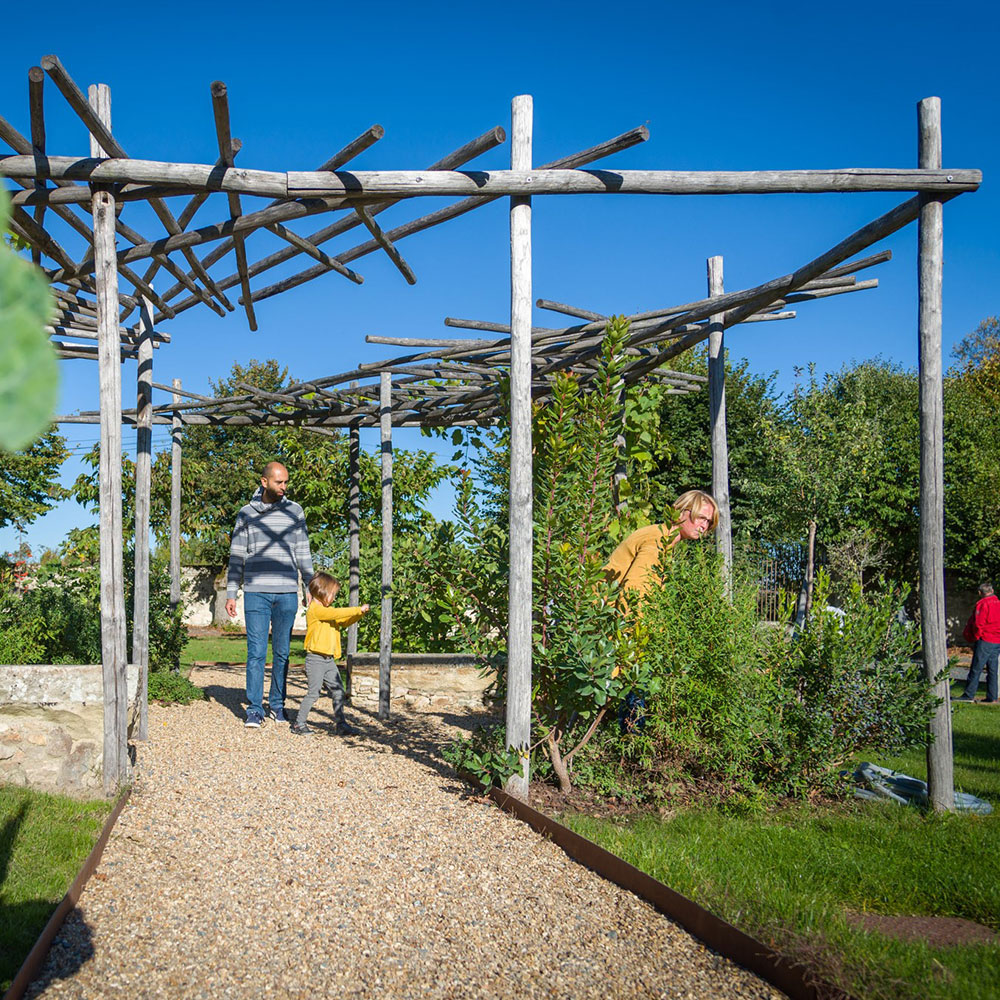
{"left": 483, "top": 783, "right": 858, "bottom": 1000}
{"left": 3, "top": 787, "right": 132, "bottom": 1000}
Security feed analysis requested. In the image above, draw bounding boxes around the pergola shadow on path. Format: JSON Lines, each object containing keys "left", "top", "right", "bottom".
{"left": 0, "top": 54, "right": 981, "bottom": 808}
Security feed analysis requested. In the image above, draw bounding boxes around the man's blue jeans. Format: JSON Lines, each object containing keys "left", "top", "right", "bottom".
{"left": 244, "top": 591, "right": 299, "bottom": 716}
{"left": 963, "top": 639, "right": 1000, "bottom": 702}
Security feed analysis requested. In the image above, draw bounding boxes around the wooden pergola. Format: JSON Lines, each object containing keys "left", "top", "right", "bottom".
{"left": 1, "top": 56, "right": 980, "bottom": 808}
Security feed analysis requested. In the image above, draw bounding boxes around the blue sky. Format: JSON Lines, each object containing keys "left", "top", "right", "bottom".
{"left": 2, "top": 0, "right": 997, "bottom": 554}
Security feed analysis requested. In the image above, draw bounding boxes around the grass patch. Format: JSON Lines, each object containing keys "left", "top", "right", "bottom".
{"left": 180, "top": 635, "right": 307, "bottom": 669}
{"left": 560, "top": 694, "right": 1000, "bottom": 1000}
{"left": 0, "top": 786, "right": 111, "bottom": 993}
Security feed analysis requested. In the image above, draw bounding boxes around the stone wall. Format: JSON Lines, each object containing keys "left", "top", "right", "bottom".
{"left": 181, "top": 566, "right": 308, "bottom": 631}
{"left": 0, "top": 663, "right": 139, "bottom": 797}
{"left": 346, "top": 653, "right": 496, "bottom": 712}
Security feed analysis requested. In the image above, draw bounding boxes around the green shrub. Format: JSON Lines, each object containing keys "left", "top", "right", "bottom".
{"left": 614, "top": 551, "right": 934, "bottom": 804}
{"left": 147, "top": 670, "right": 205, "bottom": 704}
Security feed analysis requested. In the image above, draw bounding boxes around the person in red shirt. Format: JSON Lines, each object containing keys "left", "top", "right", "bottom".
{"left": 956, "top": 582, "right": 1000, "bottom": 703}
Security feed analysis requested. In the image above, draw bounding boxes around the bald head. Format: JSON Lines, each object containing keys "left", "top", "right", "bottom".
{"left": 260, "top": 462, "right": 289, "bottom": 503}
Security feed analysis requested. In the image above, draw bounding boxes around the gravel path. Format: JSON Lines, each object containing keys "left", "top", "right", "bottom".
{"left": 27, "top": 665, "right": 783, "bottom": 1000}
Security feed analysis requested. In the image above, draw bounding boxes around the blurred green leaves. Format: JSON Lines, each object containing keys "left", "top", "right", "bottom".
{"left": 0, "top": 188, "right": 57, "bottom": 451}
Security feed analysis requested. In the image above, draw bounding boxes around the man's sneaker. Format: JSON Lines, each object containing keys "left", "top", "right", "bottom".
{"left": 290, "top": 722, "right": 313, "bottom": 736}
{"left": 334, "top": 719, "right": 358, "bottom": 736}
{"left": 244, "top": 710, "right": 264, "bottom": 728}
{"left": 269, "top": 707, "right": 288, "bottom": 723}
{"left": 952, "top": 695, "right": 975, "bottom": 703}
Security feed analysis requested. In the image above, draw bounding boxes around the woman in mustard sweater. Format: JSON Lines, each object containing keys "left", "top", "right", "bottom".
{"left": 292, "top": 572, "right": 369, "bottom": 736}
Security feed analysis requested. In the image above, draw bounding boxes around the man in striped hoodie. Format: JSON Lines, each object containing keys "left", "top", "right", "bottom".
{"left": 225, "top": 462, "right": 315, "bottom": 727}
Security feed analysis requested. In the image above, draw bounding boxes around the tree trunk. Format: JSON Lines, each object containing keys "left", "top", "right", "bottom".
{"left": 547, "top": 731, "right": 572, "bottom": 794}
{"left": 804, "top": 519, "right": 817, "bottom": 620}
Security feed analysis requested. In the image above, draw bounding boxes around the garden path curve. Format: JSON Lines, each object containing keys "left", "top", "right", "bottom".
{"left": 26, "top": 664, "right": 783, "bottom": 1000}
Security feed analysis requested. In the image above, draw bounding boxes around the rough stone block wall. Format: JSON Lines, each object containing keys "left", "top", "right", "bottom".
{"left": 345, "top": 654, "right": 495, "bottom": 712}
{"left": 0, "top": 664, "right": 138, "bottom": 797}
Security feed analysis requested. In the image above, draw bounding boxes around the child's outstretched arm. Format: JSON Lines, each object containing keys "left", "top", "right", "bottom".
{"left": 309, "top": 604, "right": 370, "bottom": 626}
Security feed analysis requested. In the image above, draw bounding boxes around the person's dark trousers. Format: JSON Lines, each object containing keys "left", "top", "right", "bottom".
{"left": 244, "top": 591, "right": 299, "bottom": 716}
{"left": 963, "top": 639, "right": 1000, "bottom": 702}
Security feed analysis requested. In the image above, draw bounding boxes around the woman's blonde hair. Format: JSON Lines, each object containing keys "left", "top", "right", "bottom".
{"left": 673, "top": 489, "right": 719, "bottom": 532}
{"left": 308, "top": 572, "right": 341, "bottom": 604}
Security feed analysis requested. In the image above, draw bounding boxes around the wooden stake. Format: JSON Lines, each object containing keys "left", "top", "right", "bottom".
{"left": 132, "top": 295, "right": 154, "bottom": 740}
{"left": 917, "top": 97, "right": 954, "bottom": 812}
{"left": 506, "top": 95, "right": 533, "bottom": 800}
{"left": 90, "top": 83, "right": 128, "bottom": 795}
{"left": 347, "top": 382, "right": 361, "bottom": 680}
{"left": 379, "top": 371, "right": 393, "bottom": 719}
{"left": 170, "top": 378, "right": 182, "bottom": 611}
{"left": 707, "top": 256, "right": 732, "bottom": 584}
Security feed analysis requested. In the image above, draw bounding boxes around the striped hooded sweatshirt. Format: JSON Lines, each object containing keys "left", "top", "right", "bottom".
{"left": 226, "top": 487, "right": 314, "bottom": 598}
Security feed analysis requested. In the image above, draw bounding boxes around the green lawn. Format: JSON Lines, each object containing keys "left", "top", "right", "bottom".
{"left": 0, "top": 786, "right": 111, "bottom": 993}
{"left": 562, "top": 693, "right": 1000, "bottom": 1000}
{"left": 180, "top": 634, "right": 307, "bottom": 670}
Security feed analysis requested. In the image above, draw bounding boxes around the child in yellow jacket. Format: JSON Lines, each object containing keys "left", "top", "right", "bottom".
{"left": 291, "top": 572, "right": 369, "bottom": 736}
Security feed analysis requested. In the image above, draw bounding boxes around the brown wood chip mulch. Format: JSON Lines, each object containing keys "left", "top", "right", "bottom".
{"left": 25, "top": 666, "right": 783, "bottom": 1000}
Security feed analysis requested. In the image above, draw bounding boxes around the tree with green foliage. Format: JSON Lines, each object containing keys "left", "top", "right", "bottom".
{"left": 0, "top": 430, "right": 69, "bottom": 530}
{"left": 443, "top": 319, "right": 652, "bottom": 791}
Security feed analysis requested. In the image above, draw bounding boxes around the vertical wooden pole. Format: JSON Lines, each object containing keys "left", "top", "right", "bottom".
{"left": 170, "top": 378, "right": 182, "bottom": 613}
{"left": 91, "top": 83, "right": 128, "bottom": 794}
{"left": 707, "top": 255, "right": 732, "bottom": 583}
{"left": 506, "top": 94, "right": 533, "bottom": 799}
{"left": 347, "top": 381, "right": 361, "bottom": 666}
{"left": 917, "top": 96, "right": 954, "bottom": 812}
{"left": 379, "top": 371, "right": 393, "bottom": 720}
{"left": 132, "top": 294, "right": 154, "bottom": 741}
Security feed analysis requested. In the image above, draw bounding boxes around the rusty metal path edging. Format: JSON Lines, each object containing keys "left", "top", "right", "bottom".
{"left": 484, "top": 782, "right": 857, "bottom": 1000}
{"left": 3, "top": 787, "right": 132, "bottom": 1000}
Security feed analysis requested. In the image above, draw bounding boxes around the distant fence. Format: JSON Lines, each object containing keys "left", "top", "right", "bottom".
{"left": 737, "top": 543, "right": 820, "bottom": 622}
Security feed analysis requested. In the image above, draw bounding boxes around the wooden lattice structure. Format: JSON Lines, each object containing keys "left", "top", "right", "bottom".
{"left": 1, "top": 55, "right": 981, "bottom": 807}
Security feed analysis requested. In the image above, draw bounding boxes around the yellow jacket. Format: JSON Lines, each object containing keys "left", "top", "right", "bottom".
{"left": 603, "top": 523, "right": 679, "bottom": 599}
{"left": 304, "top": 603, "right": 367, "bottom": 658}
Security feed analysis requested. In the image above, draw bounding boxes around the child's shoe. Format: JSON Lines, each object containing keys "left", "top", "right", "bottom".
{"left": 290, "top": 722, "right": 313, "bottom": 736}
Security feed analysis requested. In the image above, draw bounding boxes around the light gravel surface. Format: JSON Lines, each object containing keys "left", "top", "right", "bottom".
{"left": 28, "top": 665, "right": 783, "bottom": 1000}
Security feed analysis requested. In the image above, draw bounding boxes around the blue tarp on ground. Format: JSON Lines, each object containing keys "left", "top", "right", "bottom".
{"left": 848, "top": 761, "right": 993, "bottom": 815}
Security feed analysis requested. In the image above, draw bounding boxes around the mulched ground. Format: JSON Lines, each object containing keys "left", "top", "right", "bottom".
{"left": 24, "top": 664, "right": 782, "bottom": 1000}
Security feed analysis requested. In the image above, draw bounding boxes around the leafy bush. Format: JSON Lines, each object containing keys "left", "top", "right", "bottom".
{"left": 148, "top": 670, "right": 204, "bottom": 705}
{"left": 613, "top": 551, "right": 934, "bottom": 804}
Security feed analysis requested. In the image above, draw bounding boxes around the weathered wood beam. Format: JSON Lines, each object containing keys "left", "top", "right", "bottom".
{"left": 506, "top": 95, "right": 533, "bottom": 800}
{"left": 28, "top": 65, "right": 46, "bottom": 265}
{"left": 197, "top": 126, "right": 508, "bottom": 311}
{"left": 352, "top": 206, "right": 416, "bottom": 285}
{"left": 379, "top": 371, "right": 393, "bottom": 720}
{"left": 266, "top": 221, "right": 363, "bottom": 284}
{"left": 917, "top": 97, "right": 953, "bottom": 813}
{"left": 40, "top": 55, "right": 237, "bottom": 314}
{"left": 284, "top": 167, "right": 981, "bottom": 199}
{"left": 707, "top": 256, "right": 732, "bottom": 582}
{"left": 210, "top": 81, "right": 257, "bottom": 331}
{"left": 133, "top": 295, "right": 154, "bottom": 740}
{"left": 170, "top": 379, "right": 182, "bottom": 609}
{"left": 88, "top": 82, "right": 128, "bottom": 795}
{"left": 535, "top": 299, "right": 607, "bottom": 321}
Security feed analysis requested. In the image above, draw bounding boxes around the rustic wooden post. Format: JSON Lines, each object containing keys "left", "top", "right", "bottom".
{"left": 347, "top": 381, "right": 361, "bottom": 697}
{"left": 379, "top": 371, "right": 393, "bottom": 719}
{"left": 506, "top": 94, "right": 533, "bottom": 799}
{"left": 90, "top": 83, "right": 128, "bottom": 794}
{"left": 132, "top": 294, "right": 154, "bottom": 740}
{"left": 169, "top": 378, "right": 182, "bottom": 612}
{"left": 707, "top": 255, "right": 732, "bottom": 583}
{"left": 918, "top": 96, "right": 954, "bottom": 812}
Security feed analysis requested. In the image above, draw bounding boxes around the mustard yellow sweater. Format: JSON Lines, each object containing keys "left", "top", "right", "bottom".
{"left": 304, "top": 603, "right": 366, "bottom": 658}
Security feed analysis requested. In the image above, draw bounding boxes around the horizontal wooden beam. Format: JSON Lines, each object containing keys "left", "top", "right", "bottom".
{"left": 285, "top": 167, "right": 981, "bottom": 198}
{"left": 5, "top": 159, "right": 979, "bottom": 202}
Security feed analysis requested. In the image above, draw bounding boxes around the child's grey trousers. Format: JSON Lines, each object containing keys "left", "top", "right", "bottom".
{"left": 296, "top": 651, "right": 346, "bottom": 726}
